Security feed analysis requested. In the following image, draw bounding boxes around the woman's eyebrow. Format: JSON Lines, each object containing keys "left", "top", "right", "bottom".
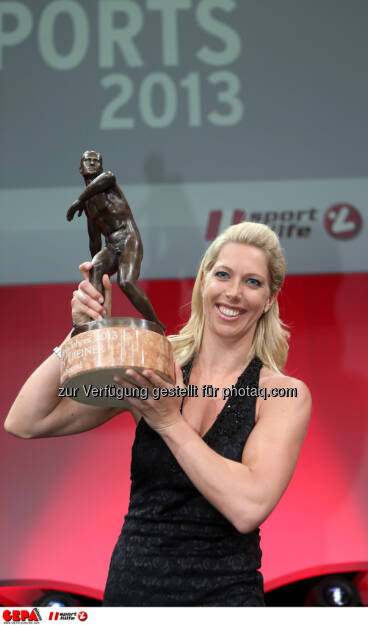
{"left": 214, "top": 264, "right": 266, "bottom": 279}
{"left": 214, "top": 264, "right": 232, "bottom": 270}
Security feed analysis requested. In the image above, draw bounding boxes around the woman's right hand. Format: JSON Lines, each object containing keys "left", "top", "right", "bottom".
{"left": 71, "top": 261, "right": 112, "bottom": 326}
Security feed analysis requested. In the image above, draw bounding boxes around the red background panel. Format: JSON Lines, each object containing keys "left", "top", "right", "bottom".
{"left": 0, "top": 274, "right": 367, "bottom": 597}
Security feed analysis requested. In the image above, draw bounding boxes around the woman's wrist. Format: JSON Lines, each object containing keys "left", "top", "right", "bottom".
{"left": 151, "top": 412, "right": 184, "bottom": 436}
{"left": 52, "top": 330, "right": 73, "bottom": 359}
{"left": 158, "top": 416, "right": 193, "bottom": 442}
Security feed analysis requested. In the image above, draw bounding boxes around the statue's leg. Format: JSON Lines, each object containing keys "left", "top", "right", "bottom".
{"left": 117, "top": 235, "right": 166, "bottom": 333}
{"left": 90, "top": 247, "right": 117, "bottom": 299}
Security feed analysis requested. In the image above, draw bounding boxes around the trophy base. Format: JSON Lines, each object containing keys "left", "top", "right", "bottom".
{"left": 60, "top": 318, "right": 174, "bottom": 408}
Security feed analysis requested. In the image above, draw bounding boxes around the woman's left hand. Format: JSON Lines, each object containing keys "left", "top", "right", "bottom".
{"left": 113, "top": 362, "right": 185, "bottom": 433}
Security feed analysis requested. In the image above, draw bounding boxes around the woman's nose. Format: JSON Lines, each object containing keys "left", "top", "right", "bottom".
{"left": 226, "top": 280, "right": 242, "bottom": 300}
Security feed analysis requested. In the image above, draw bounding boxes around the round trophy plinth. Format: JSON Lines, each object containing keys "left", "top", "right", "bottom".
{"left": 60, "top": 318, "right": 174, "bottom": 408}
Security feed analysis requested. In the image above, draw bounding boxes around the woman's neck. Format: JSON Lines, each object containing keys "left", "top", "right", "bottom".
{"left": 194, "top": 327, "right": 254, "bottom": 378}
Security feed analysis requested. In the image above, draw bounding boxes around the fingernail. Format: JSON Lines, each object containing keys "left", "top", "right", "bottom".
{"left": 99, "top": 297, "right": 104, "bottom": 304}
{"left": 102, "top": 309, "right": 107, "bottom": 317}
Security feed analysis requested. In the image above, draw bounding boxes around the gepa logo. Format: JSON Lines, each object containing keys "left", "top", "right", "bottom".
{"left": 3, "top": 609, "right": 41, "bottom": 623}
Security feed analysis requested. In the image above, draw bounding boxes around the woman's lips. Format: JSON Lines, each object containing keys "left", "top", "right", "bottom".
{"left": 216, "top": 304, "right": 244, "bottom": 320}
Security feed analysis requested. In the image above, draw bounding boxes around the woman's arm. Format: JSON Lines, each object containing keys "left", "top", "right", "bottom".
{"left": 117, "top": 369, "right": 311, "bottom": 533}
{"left": 4, "top": 264, "right": 122, "bottom": 438}
{"left": 163, "top": 377, "right": 310, "bottom": 533}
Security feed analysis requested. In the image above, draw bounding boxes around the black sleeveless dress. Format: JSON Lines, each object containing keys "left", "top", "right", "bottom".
{"left": 103, "top": 356, "right": 265, "bottom": 606}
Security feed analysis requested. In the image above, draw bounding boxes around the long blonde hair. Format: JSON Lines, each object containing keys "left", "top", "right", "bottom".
{"left": 168, "top": 222, "right": 289, "bottom": 372}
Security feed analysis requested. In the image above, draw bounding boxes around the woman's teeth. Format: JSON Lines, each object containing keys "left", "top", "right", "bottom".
{"left": 218, "top": 305, "right": 241, "bottom": 317}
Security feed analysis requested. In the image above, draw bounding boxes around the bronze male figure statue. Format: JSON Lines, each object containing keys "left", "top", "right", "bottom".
{"left": 67, "top": 150, "right": 165, "bottom": 332}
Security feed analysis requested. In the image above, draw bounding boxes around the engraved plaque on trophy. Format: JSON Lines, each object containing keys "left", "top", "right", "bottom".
{"left": 60, "top": 151, "right": 174, "bottom": 407}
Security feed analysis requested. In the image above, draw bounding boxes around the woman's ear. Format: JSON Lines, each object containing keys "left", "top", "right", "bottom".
{"left": 200, "top": 271, "right": 205, "bottom": 295}
{"left": 265, "top": 291, "right": 279, "bottom": 312}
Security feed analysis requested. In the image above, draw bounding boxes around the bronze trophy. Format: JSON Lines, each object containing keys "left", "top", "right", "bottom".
{"left": 60, "top": 150, "right": 174, "bottom": 407}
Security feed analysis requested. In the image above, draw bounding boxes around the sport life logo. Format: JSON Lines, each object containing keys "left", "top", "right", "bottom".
{"left": 2, "top": 609, "right": 41, "bottom": 623}
{"left": 48, "top": 613, "right": 87, "bottom": 622}
{"left": 324, "top": 204, "right": 362, "bottom": 240}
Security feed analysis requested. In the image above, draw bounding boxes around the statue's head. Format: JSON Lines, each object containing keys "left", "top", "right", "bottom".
{"left": 80, "top": 150, "right": 103, "bottom": 177}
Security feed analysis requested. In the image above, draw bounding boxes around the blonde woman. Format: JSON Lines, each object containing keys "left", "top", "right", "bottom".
{"left": 5, "top": 222, "right": 311, "bottom": 606}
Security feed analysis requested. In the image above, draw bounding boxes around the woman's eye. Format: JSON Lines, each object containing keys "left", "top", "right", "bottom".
{"left": 246, "top": 278, "right": 261, "bottom": 287}
{"left": 215, "top": 270, "right": 229, "bottom": 279}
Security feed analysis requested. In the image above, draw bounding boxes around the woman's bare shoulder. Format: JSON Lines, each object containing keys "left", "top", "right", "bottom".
{"left": 256, "top": 365, "right": 311, "bottom": 424}
{"left": 259, "top": 365, "right": 310, "bottom": 393}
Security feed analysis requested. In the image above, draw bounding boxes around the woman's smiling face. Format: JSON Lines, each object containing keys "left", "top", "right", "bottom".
{"left": 201, "top": 242, "right": 275, "bottom": 342}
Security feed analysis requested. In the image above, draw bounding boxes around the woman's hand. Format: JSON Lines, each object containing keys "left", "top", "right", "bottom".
{"left": 113, "top": 362, "right": 185, "bottom": 433}
{"left": 71, "top": 261, "right": 112, "bottom": 326}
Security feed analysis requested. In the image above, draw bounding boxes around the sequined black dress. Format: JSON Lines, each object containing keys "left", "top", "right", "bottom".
{"left": 103, "top": 356, "right": 265, "bottom": 606}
